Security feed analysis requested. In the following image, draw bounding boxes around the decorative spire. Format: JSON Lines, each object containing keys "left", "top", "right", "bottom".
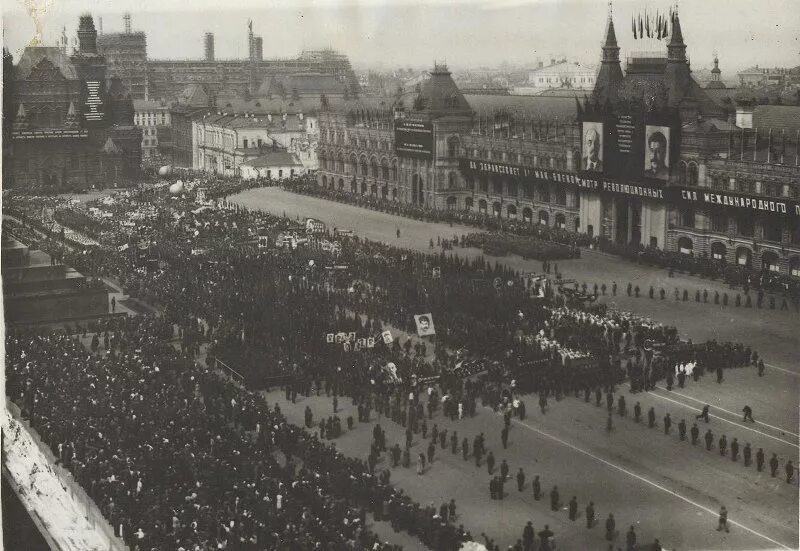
{"left": 64, "top": 101, "right": 80, "bottom": 129}
{"left": 14, "top": 103, "right": 29, "bottom": 131}
{"left": 602, "top": 14, "right": 620, "bottom": 63}
{"left": 668, "top": 9, "right": 687, "bottom": 62}
{"left": 594, "top": 11, "right": 624, "bottom": 104}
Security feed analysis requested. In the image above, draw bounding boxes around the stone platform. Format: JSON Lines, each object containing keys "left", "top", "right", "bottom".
{"left": 2, "top": 235, "right": 113, "bottom": 325}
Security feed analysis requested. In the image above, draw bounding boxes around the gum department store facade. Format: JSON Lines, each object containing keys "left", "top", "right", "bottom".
{"left": 316, "top": 12, "right": 800, "bottom": 277}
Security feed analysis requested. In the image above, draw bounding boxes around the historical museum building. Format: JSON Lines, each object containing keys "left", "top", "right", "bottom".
{"left": 316, "top": 10, "right": 800, "bottom": 277}
{"left": 3, "top": 15, "right": 142, "bottom": 191}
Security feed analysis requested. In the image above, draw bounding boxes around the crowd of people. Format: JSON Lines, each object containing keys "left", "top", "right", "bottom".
{"left": 8, "top": 318, "right": 476, "bottom": 550}
{"left": 4, "top": 174, "right": 790, "bottom": 551}
{"left": 281, "top": 178, "right": 800, "bottom": 306}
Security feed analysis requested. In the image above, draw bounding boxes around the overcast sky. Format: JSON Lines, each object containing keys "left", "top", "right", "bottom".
{"left": 3, "top": 0, "right": 798, "bottom": 72}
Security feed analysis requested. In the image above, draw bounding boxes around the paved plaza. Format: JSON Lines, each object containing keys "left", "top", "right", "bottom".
{"left": 237, "top": 187, "right": 799, "bottom": 550}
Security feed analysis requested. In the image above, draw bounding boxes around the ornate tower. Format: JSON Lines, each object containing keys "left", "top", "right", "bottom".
{"left": 593, "top": 8, "right": 624, "bottom": 104}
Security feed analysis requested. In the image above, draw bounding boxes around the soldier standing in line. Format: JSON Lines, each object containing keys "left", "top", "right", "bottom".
{"left": 663, "top": 413, "right": 672, "bottom": 435}
{"left": 617, "top": 395, "right": 626, "bottom": 417}
{"left": 501, "top": 425, "right": 509, "bottom": 449}
{"left": 690, "top": 423, "right": 699, "bottom": 445}
{"left": 634, "top": 402, "right": 642, "bottom": 423}
{"left": 719, "top": 434, "right": 728, "bottom": 456}
{"left": 717, "top": 506, "right": 730, "bottom": 532}
{"left": 626, "top": 526, "right": 637, "bottom": 551}
{"left": 605, "top": 513, "right": 616, "bottom": 541}
{"left": 770, "top": 453, "right": 780, "bottom": 477}
{"left": 500, "top": 459, "right": 509, "bottom": 481}
{"left": 756, "top": 448, "right": 765, "bottom": 472}
{"left": 678, "top": 418, "right": 687, "bottom": 441}
{"left": 568, "top": 496, "right": 578, "bottom": 521}
{"left": 532, "top": 475, "right": 541, "bottom": 500}
{"left": 648, "top": 407, "right": 656, "bottom": 428}
{"left": 451, "top": 430, "right": 458, "bottom": 454}
{"left": 705, "top": 429, "right": 715, "bottom": 451}
{"left": 743, "top": 442, "right": 752, "bottom": 467}
{"left": 517, "top": 468, "right": 526, "bottom": 492}
{"left": 462, "top": 437, "right": 469, "bottom": 461}
{"left": 550, "top": 485, "right": 560, "bottom": 511}
{"left": 487, "top": 451, "right": 495, "bottom": 474}
{"left": 786, "top": 461, "right": 794, "bottom": 484}
{"left": 730, "top": 438, "right": 739, "bottom": 462}
{"left": 585, "top": 501, "right": 595, "bottom": 528}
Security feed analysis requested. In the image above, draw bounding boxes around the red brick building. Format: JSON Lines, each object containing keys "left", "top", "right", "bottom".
{"left": 3, "top": 14, "right": 142, "bottom": 192}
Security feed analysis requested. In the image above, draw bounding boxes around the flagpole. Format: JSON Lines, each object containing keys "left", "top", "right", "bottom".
{"left": 780, "top": 128, "right": 785, "bottom": 164}
{"left": 740, "top": 128, "right": 745, "bottom": 160}
{"left": 753, "top": 127, "right": 758, "bottom": 161}
{"left": 767, "top": 128, "right": 772, "bottom": 164}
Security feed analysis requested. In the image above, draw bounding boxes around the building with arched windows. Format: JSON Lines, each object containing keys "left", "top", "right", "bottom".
{"left": 316, "top": 9, "right": 800, "bottom": 278}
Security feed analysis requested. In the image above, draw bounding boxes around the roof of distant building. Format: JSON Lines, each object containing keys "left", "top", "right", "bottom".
{"left": 752, "top": 105, "right": 800, "bottom": 130}
{"left": 394, "top": 65, "right": 472, "bottom": 117}
{"left": 133, "top": 99, "right": 170, "bottom": 111}
{"left": 198, "top": 112, "right": 306, "bottom": 132}
{"left": 528, "top": 60, "right": 596, "bottom": 75}
{"left": 256, "top": 73, "right": 347, "bottom": 97}
{"left": 703, "top": 87, "right": 738, "bottom": 107}
{"left": 243, "top": 150, "right": 303, "bottom": 168}
{"left": 176, "top": 84, "right": 210, "bottom": 108}
{"left": 464, "top": 94, "right": 578, "bottom": 121}
{"left": 15, "top": 46, "right": 78, "bottom": 80}
{"left": 682, "top": 117, "right": 736, "bottom": 133}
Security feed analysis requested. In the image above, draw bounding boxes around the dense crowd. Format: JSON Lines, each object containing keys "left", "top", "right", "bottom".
{"left": 8, "top": 319, "right": 474, "bottom": 551}
{"left": 281, "top": 179, "right": 800, "bottom": 304}
{"left": 4, "top": 177, "right": 784, "bottom": 551}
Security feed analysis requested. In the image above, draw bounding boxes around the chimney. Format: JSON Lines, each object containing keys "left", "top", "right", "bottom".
{"left": 123, "top": 12, "right": 131, "bottom": 34}
{"left": 205, "top": 33, "right": 215, "bottom": 61}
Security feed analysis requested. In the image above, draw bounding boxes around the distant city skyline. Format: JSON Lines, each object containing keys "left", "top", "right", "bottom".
{"left": 3, "top": 0, "right": 798, "bottom": 74}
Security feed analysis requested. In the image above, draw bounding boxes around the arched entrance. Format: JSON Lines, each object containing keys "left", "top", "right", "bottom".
{"left": 736, "top": 247, "right": 752, "bottom": 268}
{"left": 790, "top": 256, "right": 800, "bottom": 278}
{"left": 464, "top": 196, "right": 473, "bottom": 210}
{"left": 492, "top": 202, "right": 502, "bottom": 217}
{"left": 338, "top": 178, "right": 344, "bottom": 190}
{"left": 762, "top": 250, "right": 780, "bottom": 272}
{"left": 711, "top": 242, "right": 727, "bottom": 261}
{"left": 446, "top": 196, "right": 457, "bottom": 210}
{"left": 555, "top": 213, "right": 566, "bottom": 229}
{"left": 522, "top": 207, "right": 533, "bottom": 223}
{"left": 507, "top": 204, "right": 517, "bottom": 219}
{"left": 539, "top": 210, "right": 549, "bottom": 226}
{"left": 677, "top": 236, "right": 693, "bottom": 255}
{"left": 478, "top": 199, "right": 488, "bottom": 213}
{"left": 322, "top": 175, "right": 328, "bottom": 188}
